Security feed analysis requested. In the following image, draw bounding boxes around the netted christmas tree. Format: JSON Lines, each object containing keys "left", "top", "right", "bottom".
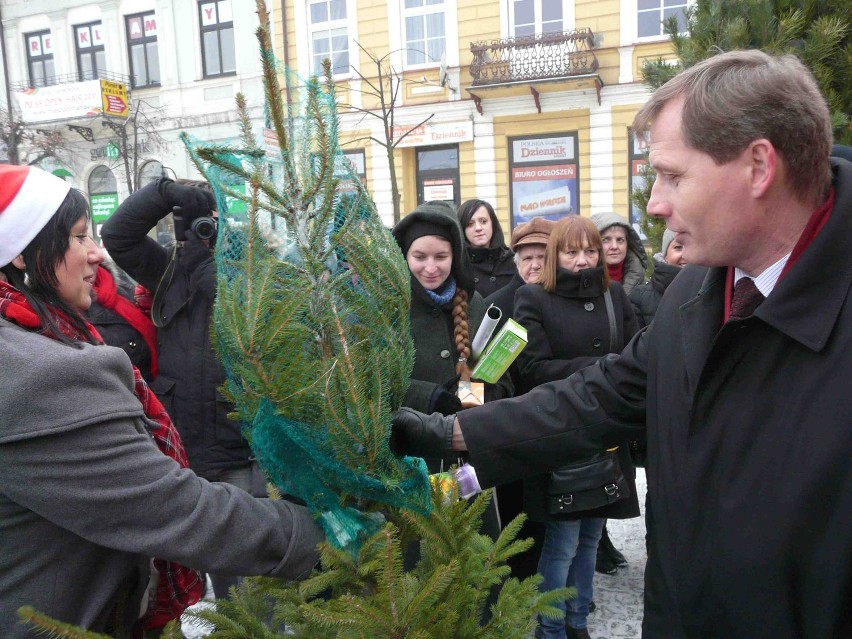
{"left": 19, "top": 2, "right": 567, "bottom": 636}
{"left": 174, "top": 1, "right": 566, "bottom": 635}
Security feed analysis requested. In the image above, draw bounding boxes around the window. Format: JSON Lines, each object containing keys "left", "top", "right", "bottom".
{"left": 637, "top": 0, "right": 688, "bottom": 38}
{"left": 309, "top": 0, "right": 350, "bottom": 75}
{"left": 126, "top": 12, "right": 160, "bottom": 87}
{"left": 138, "top": 160, "right": 164, "bottom": 187}
{"left": 511, "top": 0, "right": 565, "bottom": 37}
{"left": 75, "top": 22, "right": 106, "bottom": 81}
{"left": 416, "top": 145, "right": 459, "bottom": 206}
{"left": 199, "top": 0, "right": 236, "bottom": 78}
{"left": 25, "top": 31, "right": 55, "bottom": 87}
{"left": 403, "top": 0, "right": 445, "bottom": 66}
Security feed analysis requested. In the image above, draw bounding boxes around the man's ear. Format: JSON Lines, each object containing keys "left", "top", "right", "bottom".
{"left": 11, "top": 255, "right": 26, "bottom": 270}
{"left": 748, "top": 139, "right": 776, "bottom": 199}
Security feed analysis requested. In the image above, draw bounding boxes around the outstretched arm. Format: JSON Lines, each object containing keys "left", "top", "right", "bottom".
{"left": 458, "top": 327, "right": 649, "bottom": 489}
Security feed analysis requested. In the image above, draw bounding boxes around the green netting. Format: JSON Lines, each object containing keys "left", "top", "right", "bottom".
{"left": 181, "top": 34, "right": 430, "bottom": 555}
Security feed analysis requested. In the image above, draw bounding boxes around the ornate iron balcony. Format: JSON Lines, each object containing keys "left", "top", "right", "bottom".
{"left": 469, "top": 29, "right": 598, "bottom": 86}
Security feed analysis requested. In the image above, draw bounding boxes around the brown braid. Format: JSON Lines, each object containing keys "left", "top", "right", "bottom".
{"left": 451, "top": 288, "right": 473, "bottom": 380}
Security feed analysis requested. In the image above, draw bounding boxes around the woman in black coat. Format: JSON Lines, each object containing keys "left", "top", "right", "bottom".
{"left": 392, "top": 201, "right": 513, "bottom": 472}
{"left": 458, "top": 199, "right": 518, "bottom": 297}
{"left": 629, "top": 229, "right": 686, "bottom": 328}
{"left": 513, "top": 215, "right": 640, "bottom": 639}
{"left": 392, "top": 201, "right": 512, "bottom": 543}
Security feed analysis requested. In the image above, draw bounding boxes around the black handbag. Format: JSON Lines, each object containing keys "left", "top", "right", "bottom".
{"left": 546, "top": 449, "right": 630, "bottom": 515}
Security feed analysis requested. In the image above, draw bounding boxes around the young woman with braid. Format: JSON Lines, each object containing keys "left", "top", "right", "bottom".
{"left": 392, "top": 201, "right": 513, "bottom": 537}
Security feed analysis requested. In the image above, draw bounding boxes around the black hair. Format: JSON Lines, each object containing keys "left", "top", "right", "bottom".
{"left": 0, "top": 188, "right": 98, "bottom": 346}
{"left": 456, "top": 199, "right": 506, "bottom": 249}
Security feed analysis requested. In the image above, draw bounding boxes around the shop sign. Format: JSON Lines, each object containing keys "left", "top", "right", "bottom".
{"left": 90, "top": 193, "right": 119, "bottom": 224}
{"left": 100, "top": 80, "right": 129, "bottom": 118}
{"left": 512, "top": 136, "right": 575, "bottom": 163}
{"left": 509, "top": 133, "right": 579, "bottom": 228}
{"left": 422, "top": 178, "right": 454, "bottom": 202}
{"left": 15, "top": 79, "right": 129, "bottom": 123}
{"left": 391, "top": 121, "right": 473, "bottom": 148}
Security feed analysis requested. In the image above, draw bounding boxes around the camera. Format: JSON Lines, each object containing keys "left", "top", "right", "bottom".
{"left": 172, "top": 206, "right": 218, "bottom": 242}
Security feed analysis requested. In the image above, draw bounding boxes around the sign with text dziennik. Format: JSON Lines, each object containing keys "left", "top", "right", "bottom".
{"left": 509, "top": 133, "right": 579, "bottom": 229}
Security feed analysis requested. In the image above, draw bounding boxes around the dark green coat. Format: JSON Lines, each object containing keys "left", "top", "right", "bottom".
{"left": 393, "top": 202, "right": 513, "bottom": 473}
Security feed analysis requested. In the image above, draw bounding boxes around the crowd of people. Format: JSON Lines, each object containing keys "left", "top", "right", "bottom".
{"left": 1, "top": 48, "right": 850, "bottom": 639}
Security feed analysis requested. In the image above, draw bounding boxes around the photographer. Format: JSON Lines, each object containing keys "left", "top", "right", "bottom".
{"left": 102, "top": 177, "right": 259, "bottom": 599}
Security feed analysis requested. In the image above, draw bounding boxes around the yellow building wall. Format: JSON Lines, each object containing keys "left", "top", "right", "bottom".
{"left": 633, "top": 41, "right": 677, "bottom": 80}
{"left": 270, "top": 0, "right": 670, "bottom": 228}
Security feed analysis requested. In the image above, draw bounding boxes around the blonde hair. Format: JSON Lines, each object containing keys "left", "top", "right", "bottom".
{"left": 540, "top": 216, "right": 609, "bottom": 293}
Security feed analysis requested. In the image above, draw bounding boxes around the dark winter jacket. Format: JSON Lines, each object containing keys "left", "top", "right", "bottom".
{"left": 628, "top": 259, "right": 681, "bottom": 328}
{"left": 101, "top": 179, "right": 252, "bottom": 479}
{"left": 0, "top": 319, "right": 322, "bottom": 638}
{"left": 513, "top": 267, "right": 640, "bottom": 521}
{"left": 459, "top": 160, "right": 852, "bottom": 638}
{"left": 591, "top": 211, "right": 648, "bottom": 294}
{"left": 393, "top": 203, "right": 513, "bottom": 473}
{"left": 84, "top": 264, "right": 155, "bottom": 382}
{"left": 467, "top": 245, "right": 518, "bottom": 297}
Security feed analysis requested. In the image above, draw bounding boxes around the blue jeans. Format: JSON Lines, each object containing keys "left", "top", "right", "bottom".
{"left": 536, "top": 517, "right": 605, "bottom": 638}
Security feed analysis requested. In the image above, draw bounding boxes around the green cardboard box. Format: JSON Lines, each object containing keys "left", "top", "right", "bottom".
{"left": 471, "top": 318, "right": 527, "bottom": 383}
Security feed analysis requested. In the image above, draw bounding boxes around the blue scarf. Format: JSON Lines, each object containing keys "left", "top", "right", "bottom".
{"left": 425, "top": 276, "right": 457, "bottom": 307}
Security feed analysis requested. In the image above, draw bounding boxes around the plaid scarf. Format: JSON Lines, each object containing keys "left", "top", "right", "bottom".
{"left": 0, "top": 280, "right": 202, "bottom": 629}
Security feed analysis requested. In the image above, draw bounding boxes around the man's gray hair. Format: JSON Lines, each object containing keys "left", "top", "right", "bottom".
{"left": 634, "top": 50, "right": 832, "bottom": 203}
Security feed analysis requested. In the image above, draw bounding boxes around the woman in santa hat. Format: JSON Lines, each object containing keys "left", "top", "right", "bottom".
{"left": 0, "top": 165, "right": 322, "bottom": 637}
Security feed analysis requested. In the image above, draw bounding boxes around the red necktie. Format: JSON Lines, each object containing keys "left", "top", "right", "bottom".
{"left": 729, "top": 277, "right": 765, "bottom": 322}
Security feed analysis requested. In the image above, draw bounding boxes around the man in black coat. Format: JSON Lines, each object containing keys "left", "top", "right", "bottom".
{"left": 393, "top": 50, "right": 852, "bottom": 638}
{"left": 102, "top": 178, "right": 261, "bottom": 599}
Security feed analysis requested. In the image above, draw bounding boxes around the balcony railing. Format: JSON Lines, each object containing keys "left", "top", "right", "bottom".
{"left": 12, "top": 70, "right": 132, "bottom": 91}
{"left": 469, "top": 29, "right": 598, "bottom": 87}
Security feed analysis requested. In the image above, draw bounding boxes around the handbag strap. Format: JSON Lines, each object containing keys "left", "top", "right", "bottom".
{"left": 603, "top": 288, "right": 617, "bottom": 352}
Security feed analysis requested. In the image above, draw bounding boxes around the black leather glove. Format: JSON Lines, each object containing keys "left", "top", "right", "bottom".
{"left": 390, "top": 408, "right": 456, "bottom": 459}
{"left": 162, "top": 180, "right": 216, "bottom": 220}
{"left": 428, "top": 384, "right": 462, "bottom": 415}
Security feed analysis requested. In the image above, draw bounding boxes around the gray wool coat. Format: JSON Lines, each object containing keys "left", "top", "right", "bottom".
{"left": 0, "top": 321, "right": 322, "bottom": 638}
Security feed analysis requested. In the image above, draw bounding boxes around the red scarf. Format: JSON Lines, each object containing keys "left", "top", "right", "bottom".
{"left": 723, "top": 188, "right": 836, "bottom": 319}
{"left": 607, "top": 261, "right": 624, "bottom": 283}
{"left": 93, "top": 266, "right": 159, "bottom": 378}
{"left": 0, "top": 280, "right": 201, "bottom": 629}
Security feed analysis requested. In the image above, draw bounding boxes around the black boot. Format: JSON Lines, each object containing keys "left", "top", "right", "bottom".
{"left": 599, "top": 523, "right": 628, "bottom": 567}
{"left": 595, "top": 549, "right": 618, "bottom": 575}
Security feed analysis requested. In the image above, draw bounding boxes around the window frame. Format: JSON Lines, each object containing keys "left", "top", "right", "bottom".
{"left": 198, "top": 0, "right": 237, "bottom": 79}
{"left": 308, "top": 0, "right": 351, "bottom": 77}
{"left": 126, "top": 11, "right": 160, "bottom": 88}
{"left": 509, "top": 0, "right": 572, "bottom": 38}
{"left": 635, "top": 0, "right": 689, "bottom": 41}
{"left": 25, "top": 30, "right": 55, "bottom": 88}
{"left": 402, "top": 0, "right": 446, "bottom": 69}
{"left": 74, "top": 21, "right": 106, "bottom": 82}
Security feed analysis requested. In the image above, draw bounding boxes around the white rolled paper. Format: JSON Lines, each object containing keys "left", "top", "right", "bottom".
{"left": 471, "top": 304, "right": 502, "bottom": 361}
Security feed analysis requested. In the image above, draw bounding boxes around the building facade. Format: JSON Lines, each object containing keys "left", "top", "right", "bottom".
{"left": 0, "top": 0, "right": 268, "bottom": 240}
{"left": 1, "top": 1, "right": 684, "bottom": 234}
{"left": 276, "top": 0, "right": 682, "bottom": 229}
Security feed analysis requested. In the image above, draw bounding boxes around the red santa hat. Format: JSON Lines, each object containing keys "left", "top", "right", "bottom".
{"left": 0, "top": 165, "right": 72, "bottom": 267}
